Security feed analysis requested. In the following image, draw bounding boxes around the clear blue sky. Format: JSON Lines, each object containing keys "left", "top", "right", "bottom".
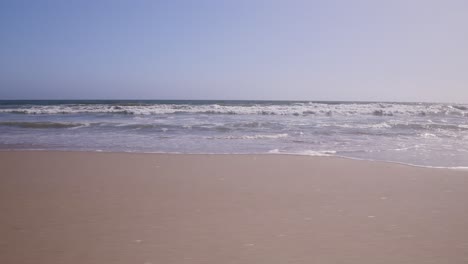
{"left": 1, "top": 0, "right": 467, "bottom": 102}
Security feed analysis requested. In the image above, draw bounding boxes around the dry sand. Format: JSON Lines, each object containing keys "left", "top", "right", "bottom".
{"left": 1, "top": 151, "right": 468, "bottom": 264}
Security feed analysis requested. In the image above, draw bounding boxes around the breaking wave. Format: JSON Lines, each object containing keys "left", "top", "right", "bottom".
{"left": 209, "top": 133, "right": 289, "bottom": 140}
{"left": 1, "top": 102, "right": 467, "bottom": 117}
{"left": 0, "top": 121, "right": 85, "bottom": 129}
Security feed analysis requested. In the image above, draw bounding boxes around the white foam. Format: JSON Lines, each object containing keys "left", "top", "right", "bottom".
{"left": 1, "top": 102, "right": 467, "bottom": 116}
{"left": 441, "top": 166, "right": 468, "bottom": 171}
{"left": 212, "top": 133, "right": 289, "bottom": 140}
{"left": 269, "top": 149, "right": 337, "bottom": 156}
{"left": 420, "top": 133, "right": 437, "bottom": 138}
{"left": 369, "top": 122, "right": 392, "bottom": 129}
{"left": 295, "top": 150, "right": 337, "bottom": 156}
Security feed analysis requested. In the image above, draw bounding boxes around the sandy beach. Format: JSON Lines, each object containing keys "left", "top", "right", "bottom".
{"left": 1, "top": 151, "right": 468, "bottom": 264}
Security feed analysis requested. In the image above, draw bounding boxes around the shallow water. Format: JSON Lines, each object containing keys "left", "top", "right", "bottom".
{"left": 1, "top": 100, "right": 467, "bottom": 168}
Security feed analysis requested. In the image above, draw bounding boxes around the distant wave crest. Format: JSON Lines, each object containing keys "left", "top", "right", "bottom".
{"left": 0, "top": 102, "right": 467, "bottom": 117}
{"left": 0, "top": 121, "right": 84, "bottom": 129}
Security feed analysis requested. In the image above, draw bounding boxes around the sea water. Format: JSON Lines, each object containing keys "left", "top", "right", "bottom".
{"left": 1, "top": 100, "right": 467, "bottom": 168}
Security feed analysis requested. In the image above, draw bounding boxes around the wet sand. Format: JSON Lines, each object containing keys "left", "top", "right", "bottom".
{"left": 1, "top": 151, "right": 468, "bottom": 264}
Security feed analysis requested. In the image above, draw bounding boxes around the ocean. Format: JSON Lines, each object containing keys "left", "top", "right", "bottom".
{"left": 0, "top": 100, "right": 467, "bottom": 168}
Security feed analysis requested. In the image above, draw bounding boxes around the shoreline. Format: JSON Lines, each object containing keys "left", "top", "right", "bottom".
{"left": 1, "top": 149, "right": 468, "bottom": 171}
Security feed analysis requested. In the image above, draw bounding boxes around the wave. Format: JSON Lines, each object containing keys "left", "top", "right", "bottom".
{"left": 269, "top": 149, "right": 337, "bottom": 156}
{"left": 0, "top": 121, "right": 85, "bottom": 129}
{"left": 209, "top": 133, "right": 289, "bottom": 140}
{"left": 391, "top": 122, "right": 468, "bottom": 131}
{"left": 0, "top": 120, "right": 285, "bottom": 132}
{"left": 313, "top": 121, "right": 468, "bottom": 133}
{"left": 1, "top": 102, "right": 467, "bottom": 117}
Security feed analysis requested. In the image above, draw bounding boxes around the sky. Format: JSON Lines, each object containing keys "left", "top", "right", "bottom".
{"left": 0, "top": 0, "right": 467, "bottom": 102}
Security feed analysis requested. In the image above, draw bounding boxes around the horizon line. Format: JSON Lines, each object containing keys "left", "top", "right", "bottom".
{"left": 0, "top": 98, "right": 466, "bottom": 105}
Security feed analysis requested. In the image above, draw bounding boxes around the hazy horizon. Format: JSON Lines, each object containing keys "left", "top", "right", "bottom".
{"left": 1, "top": 1, "right": 467, "bottom": 103}
{"left": 0, "top": 98, "right": 466, "bottom": 104}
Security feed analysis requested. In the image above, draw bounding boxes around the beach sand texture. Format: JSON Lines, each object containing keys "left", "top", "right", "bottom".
{"left": 1, "top": 151, "right": 468, "bottom": 264}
